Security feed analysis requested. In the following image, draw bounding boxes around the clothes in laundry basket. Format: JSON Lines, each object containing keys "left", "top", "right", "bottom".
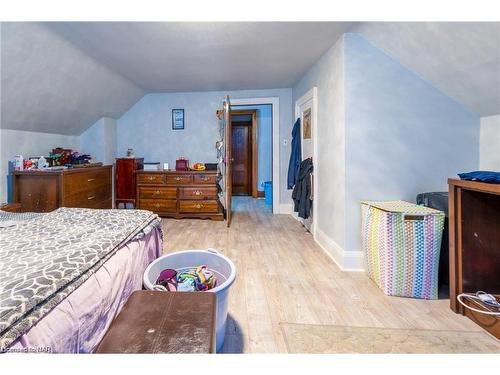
{"left": 171, "top": 265, "right": 218, "bottom": 292}
{"left": 177, "top": 278, "right": 196, "bottom": 292}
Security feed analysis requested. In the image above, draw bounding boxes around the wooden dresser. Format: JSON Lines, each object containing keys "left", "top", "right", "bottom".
{"left": 136, "top": 170, "right": 223, "bottom": 220}
{"left": 448, "top": 178, "right": 500, "bottom": 339}
{"left": 12, "top": 166, "right": 112, "bottom": 212}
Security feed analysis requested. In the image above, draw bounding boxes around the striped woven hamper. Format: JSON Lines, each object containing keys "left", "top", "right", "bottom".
{"left": 361, "top": 200, "right": 445, "bottom": 299}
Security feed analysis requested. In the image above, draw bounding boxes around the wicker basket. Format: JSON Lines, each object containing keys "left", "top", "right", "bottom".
{"left": 361, "top": 200, "right": 445, "bottom": 299}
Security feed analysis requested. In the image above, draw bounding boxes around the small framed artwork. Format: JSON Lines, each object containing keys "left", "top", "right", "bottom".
{"left": 172, "top": 109, "right": 185, "bottom": 130}
{"left": 303, "top": 108, "right": 312, "bottom": 139}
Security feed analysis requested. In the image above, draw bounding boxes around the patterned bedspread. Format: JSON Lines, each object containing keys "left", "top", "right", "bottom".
{"left": 0, "top": 208, "right": 161, "bottom": 348}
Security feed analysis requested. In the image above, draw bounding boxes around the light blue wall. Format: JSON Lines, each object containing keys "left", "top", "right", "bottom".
{"left": 232, "top": 104, "right": 272, "bottom": 191}
{"left": 116, "top": 88, "right": 293, "bottom": 203}
{"left": 293, "top": 36, "right": 346, "bottom": 251}
{"left": 344, "top": 33, "right": 480, "bottom": 254}
{"left": 292, "top": 33, "right": 480, "bottom": 269}
{"left": 80, "top": 117, "right": 117, "bottom": 165}
{"left": 0, "top": 129, "right": 80, "bottom": 203}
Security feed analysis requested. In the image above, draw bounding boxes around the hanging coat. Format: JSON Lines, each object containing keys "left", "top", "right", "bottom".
{"left": 287, "top": 118, "right": 301, "bottom": 189}
{"left": 292, "top": 158, "right": 313, "bottom": 219}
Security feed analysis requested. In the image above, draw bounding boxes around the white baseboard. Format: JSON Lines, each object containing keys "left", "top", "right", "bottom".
{"left": 278, "top": 203, "right": 293, "bottom": 215}
{"left": 315, "top": 227, "right": 365, "bottom": 271}
{"left": 278, "top": 203, "right": 364, "bottom": 271}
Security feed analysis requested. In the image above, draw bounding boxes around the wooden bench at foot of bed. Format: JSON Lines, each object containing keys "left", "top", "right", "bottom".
{"left": 95, "top": 290, "right": 216, "bottom": 354}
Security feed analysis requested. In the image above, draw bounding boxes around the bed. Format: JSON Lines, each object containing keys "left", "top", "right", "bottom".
{"left": 0, "top": 207, "right": 162, "bottom": 353}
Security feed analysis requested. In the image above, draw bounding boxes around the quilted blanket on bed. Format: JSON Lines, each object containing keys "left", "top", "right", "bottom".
{"left": 0, "top": 207, "right": 161, "bottom": 349}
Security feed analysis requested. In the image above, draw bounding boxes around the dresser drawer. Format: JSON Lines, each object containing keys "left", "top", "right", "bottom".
{"left": 166, "top": 174, "right": 192, "bottom": 185}
{"left": 193, "top": 174, "right": 217, "bottom": 184}
{"left": 64, "top": 169, "right": 110, "bottom": 194}
{"left": 91, "top": 198, "right": 112, "bottom": 209}
{"left": 64, "top": 184, "right": 111, "bottom": 208}
{"left": 137, "top": 173, "right": 166, "bottom": 185}
{"left": 139, "top": 199, "right": 177, "bottom": 213}
{"left": 139, "top": 186, "right": 177, "bottom": 199}
{"left": 179, "top": 200, "right": 219, "bottom": 213}
{"left": 179, "top": 187, "right": 218, "bottom": 200}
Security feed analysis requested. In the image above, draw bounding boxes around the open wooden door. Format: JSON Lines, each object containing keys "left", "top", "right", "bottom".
{"left": 223, "top": 96, "right": 233, "bottom": 227}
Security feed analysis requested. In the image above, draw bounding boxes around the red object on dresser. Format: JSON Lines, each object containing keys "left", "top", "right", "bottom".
{"left": 115, "top": 158, "right": 144, "bottom": 208}
{"left": 175, "top": 158, "right": 189, "bottom": 171}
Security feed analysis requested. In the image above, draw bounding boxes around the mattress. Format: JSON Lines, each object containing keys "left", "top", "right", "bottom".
{"left": 0, "top": 208, "right": 162, "bottom": 353}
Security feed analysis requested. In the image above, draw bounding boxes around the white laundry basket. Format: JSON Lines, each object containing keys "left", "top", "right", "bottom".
{"left": 143, "top": 249, "right": 236, "bottom": 352}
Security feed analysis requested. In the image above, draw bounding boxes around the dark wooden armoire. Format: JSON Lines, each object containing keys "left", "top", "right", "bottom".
{"left": 115, "top": 158, "right": 144, "bottom": 208}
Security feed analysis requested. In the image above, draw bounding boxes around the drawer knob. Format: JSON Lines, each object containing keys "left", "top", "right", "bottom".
{"left": 148, "top": 176, "right": 154, "bottom": 181}
{"left": 155, "top": 203, "right": 160, "bottom": 208}
{"left": 175, "top": 177, "right": 181, "bottom": 181}
{"left": 202, "top": 177, "right": 210, "bottom": 181}
{"left": 155, "top": 190, "right": 161, "bottom": 195}
{"left": 195, "top": 204, "right": 204, "bottom": 209}
{"left": 87, "top": 178, "right": 95, "bottom": 182}
{"left": 194, "top": 190, "right": 202, "bottom": 196}
{"left": 88, "top": 196, "right": 96, "bottom": 200}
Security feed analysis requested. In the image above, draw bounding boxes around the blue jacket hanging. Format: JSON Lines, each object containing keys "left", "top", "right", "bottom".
{"left": 287, "top": 118, "right": 301, "bottom": 189}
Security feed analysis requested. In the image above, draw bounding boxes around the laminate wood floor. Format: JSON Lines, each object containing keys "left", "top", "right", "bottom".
{"left": 161, "top": 196, "right": 482, "bottom": 353}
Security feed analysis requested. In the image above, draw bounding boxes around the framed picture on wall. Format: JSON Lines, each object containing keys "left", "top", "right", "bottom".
{"left": 172, "top": 109, "right": 185, "bottom": 130}
{"left": 303, "top": 108, "right": 312, "bottom": 139}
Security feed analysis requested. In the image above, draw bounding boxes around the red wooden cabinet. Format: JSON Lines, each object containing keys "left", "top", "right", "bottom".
{"left": 115, "top": 158, "right": 144, "bottom": 208}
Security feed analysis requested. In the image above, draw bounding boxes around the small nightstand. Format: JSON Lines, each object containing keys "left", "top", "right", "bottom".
{"left": 0, "top": 203, "right": 22, "bottom": 213}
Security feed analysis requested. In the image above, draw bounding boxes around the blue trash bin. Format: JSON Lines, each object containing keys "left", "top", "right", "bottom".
{"left": 263, "top": 181, "right": 272, "bottom": 205}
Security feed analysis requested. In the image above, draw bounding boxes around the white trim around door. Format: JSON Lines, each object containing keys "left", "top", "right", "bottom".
{"left": 231, "top": 97, "right": 280, "bottom": 215}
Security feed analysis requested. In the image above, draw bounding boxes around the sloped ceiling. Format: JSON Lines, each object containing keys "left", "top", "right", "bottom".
{"left": 352, "top": 22, "right": 500, "bottom": 116}
{"left": 1, "top": 22, "right": 352, "bottom": 135}
{"left": 1, "top": 22, "right": 145, "bottom": 135}
{"left": 46, "top": 22, "right": 353, "bottom": 93}
{"left": 1, "top": 22, "right": 499, "bottom": 136}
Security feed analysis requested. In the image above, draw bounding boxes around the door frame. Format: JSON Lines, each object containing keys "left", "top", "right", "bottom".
{"left": 294, "top": 87, "right": 318, "bottom": 239}
{"left": 230, "top": 109, "right": 258, "bottom": 198}
{"left": 231, "top": 97, "right": 280, "bottom": 214}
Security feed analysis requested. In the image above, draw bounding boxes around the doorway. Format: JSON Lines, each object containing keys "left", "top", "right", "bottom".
{"left": 230, "top": 98, "right": 280, "bottom": 215}
{"left": 230, "top": 110, "right": 257, "bottom": 197}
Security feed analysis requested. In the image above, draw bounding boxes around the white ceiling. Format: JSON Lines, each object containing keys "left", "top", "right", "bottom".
{"left": 352, "top": 22, "right": 500, "bottom": 116}
{"left": 1, "top": 22, "right": 499, "bottom": 136}
{"left": 46, "top": 22, "right": 353, "bottom": 92}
